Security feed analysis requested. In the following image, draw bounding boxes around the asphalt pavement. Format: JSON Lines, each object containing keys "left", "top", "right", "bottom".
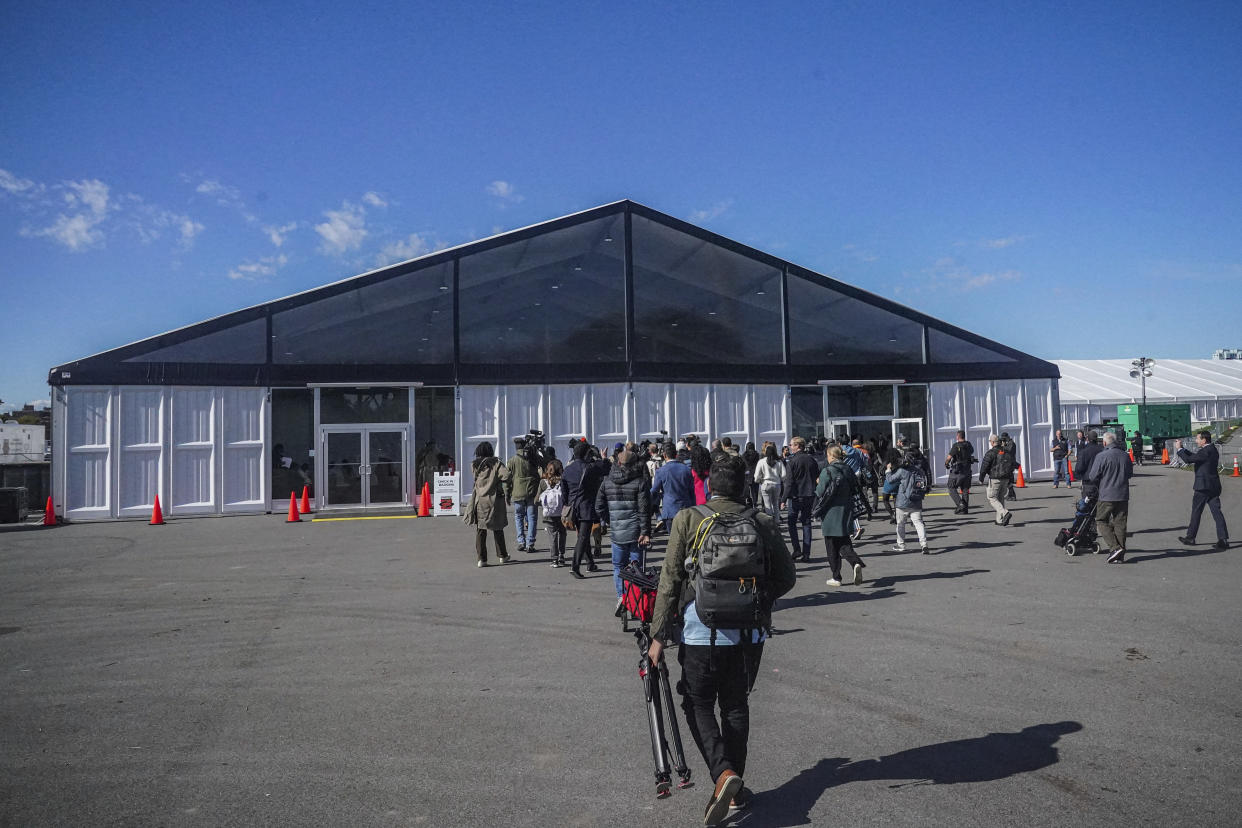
{"left": 2, "top": 466, "right": 1240, "bottom": 827}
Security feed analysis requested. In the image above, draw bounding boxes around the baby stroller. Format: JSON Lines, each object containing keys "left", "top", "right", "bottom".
{"left": 1054, "top": 493, "right": 1102, "bottom": 556}
{"left": 618, "top": 563, "right": 693, "bottom": 798}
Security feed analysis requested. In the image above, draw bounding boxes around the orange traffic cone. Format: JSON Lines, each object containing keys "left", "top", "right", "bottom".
{"left": 419, "top": 482, "right": 431, "bottom": 517}
{"left": 150, "top": 495, "right": 165, "bottom": 525}
{"left": 286, "top": 493, "right": 301, "bottom": 522}
{"left": 1161, "top": 447, "right": 1169, "bottom": 465}
{"left": 1233, "top": 457, "right": 1240, "bottom": 477}
{"left": 300, "top": 486, "right": 312, "bottom": 515}
{"left": 43, "top": 496, "right": 56, "bottom": 526}
{"left": 1015, "top": 465, "right": 1026, "bottom": 488}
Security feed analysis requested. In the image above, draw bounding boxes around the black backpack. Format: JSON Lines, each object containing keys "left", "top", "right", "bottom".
{"left": 684, "top": 506, "right": 771, "bottom": 634}
{"left": 992, "top": 447, "right": 1016, "bottom": 479}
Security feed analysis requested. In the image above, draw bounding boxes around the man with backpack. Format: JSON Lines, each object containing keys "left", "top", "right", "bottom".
{"left": 979, "top": 434, "right": 1015, "bottom": 526}
{"left": 505, "top": 436, "right": 542, "bottom": 552}
{"left": 647, "top": 456, "right": 797, "bottom": 826}
{"left": 886, "top": 443, "right": 931, "bottom": 554}
{"left": 945, "top": 431, "right": 976, "bottom": 514}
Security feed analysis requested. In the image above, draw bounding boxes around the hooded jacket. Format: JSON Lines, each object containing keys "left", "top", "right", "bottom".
{"left": 595, "top": 462, "right": 652, "bottom": 544}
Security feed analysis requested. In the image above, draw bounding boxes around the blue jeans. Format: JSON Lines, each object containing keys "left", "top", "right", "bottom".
{"left": 1053, "top": 458, "right": 1068, "bottom": 486}
{"left": 513, "top": 499, "right": 537, "bottom": 547}
{"left": 611, "top": 541, "right": 644, "bottom": 598}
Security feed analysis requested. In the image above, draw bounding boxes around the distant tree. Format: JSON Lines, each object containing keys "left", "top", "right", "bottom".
{"left": 17, "top": 414, "right": 41, "bottom": 425}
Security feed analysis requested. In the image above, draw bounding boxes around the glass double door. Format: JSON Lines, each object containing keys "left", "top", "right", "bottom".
{"left": 323, "top": 428, "right": 406, "bottom": 508}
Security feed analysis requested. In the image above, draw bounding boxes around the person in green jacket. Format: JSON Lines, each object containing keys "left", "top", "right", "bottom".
{"left": 505, "top": 437, "right": 541, "bottom": 552}
{"left": 816, "top": 444, "right": 867, "bottom": 587}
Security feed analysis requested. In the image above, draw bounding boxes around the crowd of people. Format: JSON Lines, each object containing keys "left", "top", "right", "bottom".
{"left": 459, "top": 423, "right": 1230, "bottom": 824}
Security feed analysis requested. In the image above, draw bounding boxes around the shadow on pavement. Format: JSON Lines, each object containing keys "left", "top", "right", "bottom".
{"left": 777, "top": 588, "right": 905, "bottom": 609}
{"left": 1127, "top": 545, "right": 1229, "bottom": 564}
{"left": 733, "top": 721, "right": 1083, "bottom": 827}
{"left": 865, "top": 569, "right": 990, "bottom": 589}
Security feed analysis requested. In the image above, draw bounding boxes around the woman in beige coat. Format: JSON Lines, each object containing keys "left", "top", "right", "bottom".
{"left": 464, "top": 442, "right": 511, "bottom": 566}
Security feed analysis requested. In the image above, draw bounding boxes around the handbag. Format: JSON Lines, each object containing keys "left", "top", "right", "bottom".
{"left": 850, "top": 489, "right": 869, "bottom": 518}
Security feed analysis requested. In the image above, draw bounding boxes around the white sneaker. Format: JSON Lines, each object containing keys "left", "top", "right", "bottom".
{"left": 825, "top": 577, "right": 842, "bottom": 587}
{"left": 852, "top": 563, "right": 864, "bottom": 585}
{"left": 889, "top": 545, "right": 906, "bottom": 553}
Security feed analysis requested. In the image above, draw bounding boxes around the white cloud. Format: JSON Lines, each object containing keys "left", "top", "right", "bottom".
{"left": 315, "top": 202, "right": 368, "bottom": 254}
{"left": 374, "top": 233, "right": 440, "bottom": 267}
{"left": 362, "top": 191, "right": 388, "bottom": 208}
{"left": 961, "top": 234, "right": 1031, "bottom": 250}
{"left": 688, "top": 199, "right": 733, "bottom": 223}
{"left": 179, "top": 218, "right": 204, "bottom": 245}
{"left": 20, "top": 178, "right": 113, "bottom": 250}
{"left": 263, "top": 221, "right": 298, "bottom": 247}
{"left": 843, "top": 243, "right": 879, "bottom": 263}
{"left": 917, "top": 257, "right": 1022, "bottom": 293}
{"left": 227, "top": 253, "right": 288, "bottom": 281}
{"left": 189, "top": 176, "right": 256, "bottom": 223}
{"left": 0, "top": 168, "right": 41, "bottom": 196}
{"left": 486, "top": 180, "right": 523, "bottom": 205}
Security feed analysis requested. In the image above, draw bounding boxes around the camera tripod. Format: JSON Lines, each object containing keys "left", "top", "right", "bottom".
{"left": 634, "top": 624, "right": 693, "bottom": 797}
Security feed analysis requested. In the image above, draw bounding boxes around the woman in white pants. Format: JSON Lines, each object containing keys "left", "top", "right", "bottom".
{"left": 753, "top": 442, "right": 786, "bottom": 518}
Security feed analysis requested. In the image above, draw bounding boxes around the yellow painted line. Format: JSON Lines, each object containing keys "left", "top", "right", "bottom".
{"left": 310, "top": 515, "right": 423, "bottom": 522}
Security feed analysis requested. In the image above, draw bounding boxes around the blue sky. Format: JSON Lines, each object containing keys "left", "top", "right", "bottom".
{"left": 3, "top": 1, "right": 1240, "bottom": 411}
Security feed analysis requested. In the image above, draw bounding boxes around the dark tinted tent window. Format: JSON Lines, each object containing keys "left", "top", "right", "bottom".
{"left": 927, "top": 327, "right": 1016, "bottom": 363}
{"left": 631, "top": 215, "right": 783, "bottom": 364}
{"left": 124, "top": 317, "right": 266, "bottom": 363}
{"left": 826, "top": 386, "right": 894, "bottom": 417}
{"left": 320, "top": 387, "right": 409, "bottom": 424}
{"left": 458, "top": 214, "right": 625, "bottom": 364}
{"left": 272, "top": 262, "right": 454, "bottom": 364}
{"left": 898, "top": 385, "right": 929, "bottom": 420}
{"left": 787, "top": 274, "right": 924, "bottom": 364}
{"left": 790, "top": 387, "right": 825, "bottom": 439}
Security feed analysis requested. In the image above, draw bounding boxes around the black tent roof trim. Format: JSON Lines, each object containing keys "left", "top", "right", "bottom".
{"left": 49, "top": 200, "right": 1058, "bottom": 388}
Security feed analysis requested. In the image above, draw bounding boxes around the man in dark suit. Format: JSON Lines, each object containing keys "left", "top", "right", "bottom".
{"left": 1176, "top": 431, "right": 1229, "bottom": 550}
{"left": 783, "top": 436, "right": 820, "bottom": 562}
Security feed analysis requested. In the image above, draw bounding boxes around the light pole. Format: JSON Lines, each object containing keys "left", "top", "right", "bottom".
{"left": 1129, "top": 357, "right": 1154, "bottom": 407}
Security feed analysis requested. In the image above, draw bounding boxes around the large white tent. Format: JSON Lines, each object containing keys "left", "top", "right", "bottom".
{"left": 1055, "top": 359, "right": 1242, "bottom": 427}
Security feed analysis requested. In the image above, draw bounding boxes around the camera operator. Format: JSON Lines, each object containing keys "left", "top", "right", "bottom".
{"left": 505, "top": 430, "right": 547, "bottom": 553}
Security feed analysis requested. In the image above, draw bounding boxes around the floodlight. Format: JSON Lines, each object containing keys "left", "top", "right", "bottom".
{"left": 1129, "top": 370, "right": 1140, "bottom": 378}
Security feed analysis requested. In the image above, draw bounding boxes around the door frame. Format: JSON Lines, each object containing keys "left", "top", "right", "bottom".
{"left": 318, "top": 425, "right": 409, "bottom": 509}
{"left": 891, "top": 417, "right": 925, "bottom": 448}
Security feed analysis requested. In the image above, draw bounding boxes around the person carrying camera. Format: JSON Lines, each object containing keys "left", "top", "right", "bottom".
{"left": 646, "top": 456, "right": 797, "bottom": 825}
{"left": 506, "top": 435, "right": 542, "bottom": 553}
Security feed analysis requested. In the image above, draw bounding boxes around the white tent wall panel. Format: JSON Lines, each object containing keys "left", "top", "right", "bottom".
{"left": 505, "top": 385, "right": 545, "bottom": 448}
{"left": 118, "top": 389, "right": 163, "bottom": 516}
{"left": 222, "top": 388, "right": 266, "bottom": 511}
{"left": 65, "top": 388, "right": 111, "bottom": 518}
{"left": 995, "top": 381, "right": 1026, "bottom": 472}
{"left": 927, "top": 382, "right": 962, "bottom": 484}
{"left": 752, "top": 386, "right": 788, "bottom": 449}
{"left": 591, "top": 384, "right": 629, "bottom": 447}
{"left": 674, "top": 384, "right": 711, "bottom": 444}
{"left": 633, "top": 383, "right": 672, "bottom": 441}
{"left": 171, "top": 388, "right": 216, "bottom": 513}
{"left": 963, "top": 381, "right": 993, "bottom": 473}
{"left": 1024, "top": 379, "right": 1054, "bottom": 477}
{"left": 548, "top": 385, "right": 588, "bottom": 444}
{"left": 459, "top": 385, "right": 501, "bottom": 498}
{"left": 713, "top": 385, "right": 750, "bottom": 447}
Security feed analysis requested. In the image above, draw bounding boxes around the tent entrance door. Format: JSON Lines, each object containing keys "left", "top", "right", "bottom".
{"left": 322, "top": 427, "right": 407, "bottom": 508}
